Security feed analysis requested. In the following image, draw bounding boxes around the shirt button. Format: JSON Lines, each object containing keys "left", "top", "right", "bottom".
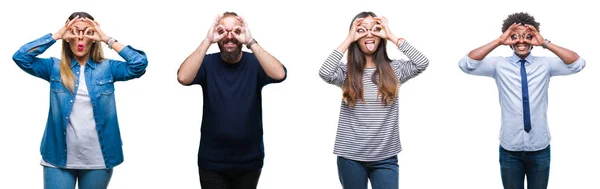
{"left": 65, "top": 117, "right": 69, "bottom": 120}
{"left": 75, "top": 84, "right": 78, "bottom": 87}
{"left": 100, "top": 82, "right": 103, "bottom": 84}
{"left": 70, "top": 100, "right": 73, "bottom": 103}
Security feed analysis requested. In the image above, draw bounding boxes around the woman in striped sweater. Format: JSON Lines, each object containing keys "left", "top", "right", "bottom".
{"left": 319, "top": 11, "right": 429, "bottom": 189}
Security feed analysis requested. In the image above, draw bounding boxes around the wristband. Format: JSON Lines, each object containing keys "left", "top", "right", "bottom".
{"left": 107, "top": 37, "right": 118, "bottom": 49}
{"left": 542, "top": 39, "right": 551, "bottom": 49}
{"left": 396, "top": 38, "right": 404, "bottom": 46}
{"left": 246, "top": 38, "right": 257, "bottom": 49}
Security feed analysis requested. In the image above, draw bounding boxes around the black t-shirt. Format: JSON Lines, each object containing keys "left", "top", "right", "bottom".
{"left": 192, "top": 52, "right": 286, "bottom": 171}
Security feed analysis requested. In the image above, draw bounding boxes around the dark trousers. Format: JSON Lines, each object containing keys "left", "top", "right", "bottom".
{"left": 198, "top": 168, "right": 261, "bottom": 189}
{"left": 500, "top": 145, "right": 551, "bottom": 189}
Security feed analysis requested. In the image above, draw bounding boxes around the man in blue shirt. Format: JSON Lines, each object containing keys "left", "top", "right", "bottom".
{"left": 459, "top": 12, "right": 585, "bottom": 189}
{"left": 177, "top": 12, "right": 287, "bottom": 189}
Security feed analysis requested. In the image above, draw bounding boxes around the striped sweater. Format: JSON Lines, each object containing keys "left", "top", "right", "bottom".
{"left": 319, "top": 41, "right": 429, "bottom": 161}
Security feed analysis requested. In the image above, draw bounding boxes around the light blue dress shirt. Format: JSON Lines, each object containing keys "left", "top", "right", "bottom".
{"left": 459, "top": 53, "right": 585, "bottom": 151}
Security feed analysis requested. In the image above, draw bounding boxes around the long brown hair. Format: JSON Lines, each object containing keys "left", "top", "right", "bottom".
{"left": 60, "top": 12, "right": 104, "bottom": 92}
{"left": 342, "top": 12, "right": 398, "bottom": 107}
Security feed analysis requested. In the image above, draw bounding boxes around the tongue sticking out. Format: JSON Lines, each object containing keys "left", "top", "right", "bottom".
{"left": 366, "top": 43, "right": 375, "bottom": 51}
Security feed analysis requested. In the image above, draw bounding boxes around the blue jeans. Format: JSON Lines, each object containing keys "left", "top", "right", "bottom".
{"left": 499, "top": 145, "right": 550, "bottom": 189}
{"left": 43, "top": 166, "right": 113, "bottom": 189}
{"left": 337, "top": 155, "right": 399, "bottom": 189}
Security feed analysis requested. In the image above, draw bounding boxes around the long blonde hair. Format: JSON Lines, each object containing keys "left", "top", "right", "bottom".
{"left": 60, "top": 12, "right": 104, "bottom": 92}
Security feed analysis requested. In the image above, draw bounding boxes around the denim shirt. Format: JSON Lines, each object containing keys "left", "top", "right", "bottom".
{"left": 12, "top": 34, "right": 148, "bottom": 169}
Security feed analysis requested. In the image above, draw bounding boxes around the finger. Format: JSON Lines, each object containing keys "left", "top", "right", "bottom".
{"left": 231, "top": 32, "right": 243, "bottom": 41}
{"left": 80, "top": 18, "right": 96, "bottom": 28}
{"left": 372, "top": 28, "right": 385, "bottom": 37}
{"left": 70, "top": 28, "right": 78, "bottom": 36}
{"left": 502, "top": 23, "right": 518, "bottom": 37}
{"left": 509, "top": 36, "right": 519, "bottom": 45}
{"left": 356, "top": 26, "right": 367, "bottom": 32}
{"left": 214, "top": 25, "right": 226, "bottom": 34}
{"left": 508, "top": 23, "right": 518, "bottom": 31}
{"left": 356, "top": 32, "right": 368, "bottom": 39}
{"left": 355, "top": 26, "right": 368, "bottom": 36}
{"left": 374, "top": 16, "right": 387, "bottom": 24}
{"left": 232, "top": 26, "right": 244, "bottom": 38}
{"left": 213, "top": 14, "right": 221, "bottom": 26}
{"left": 374, "top": 20, "right": 385, "bottom": 28}
{"left": 83, "top": 35, "right": 99, "bottom": 41}
{"left": 80, "top": 18, "right": 92, "bottom": 26}
{"left": 215, "top": 32, "right": 227, "bottom": 41}
{"left": 353, "top": 18, "right": 364, "bottom": 27}
{"left": 237, "top": 16, "right": 248, "bottom": 28}
{"left": 65, "top": 29, "right": 79, "bottom": 40}
{"left": 85, "top": 18, "right": 100, "bottom": 28}
{"left": 85, "top": 18, "right": 100, "bottom": 27}
{"left": 233, "top": 25, "right": 243, "bottom": 31}
{"left": 84, "top": 27, "right": 96, "bottom": 37}
{"left": 524, "top": 24, "right": 539, "bottom": 33}
{"left": 373, "top": 25, "right": 384, "bottom": 32}
{"left": 218, "top": 32, "right": 227, "bottom": 38}
{"left": 65, "top": 15, "right": 79, "bottom": 28}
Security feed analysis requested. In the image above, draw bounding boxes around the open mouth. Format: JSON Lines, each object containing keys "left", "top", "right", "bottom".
{"left": 224, "top": 42, "right": 237, "bottom": 48}
{"left": 365, "top": 40, "right": 376, "bottom": 51}
{"left": 77, "top": 44, "right": 84, "bottom": 51}
{"left": 515, "top": 44, "right": 529, "bottom": 51}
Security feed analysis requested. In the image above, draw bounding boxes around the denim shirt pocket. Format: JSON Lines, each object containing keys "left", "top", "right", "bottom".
{"left": 50, "top": 75, "right": 67, "bottom": 93}
{"left": 96, "top": 77, "right": 115, "bottom": 95}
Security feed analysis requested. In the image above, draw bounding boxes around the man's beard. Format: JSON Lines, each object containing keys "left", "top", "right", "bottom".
{"left": 218, "top": 39, "right": 243, "bottom": 63}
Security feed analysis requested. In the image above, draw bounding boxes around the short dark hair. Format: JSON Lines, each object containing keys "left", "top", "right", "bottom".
{"left": 501, "top": 12, "right": 540, "bottom": 33}
{"left": 223, "top": 12, "right": 238, "bottom": 18}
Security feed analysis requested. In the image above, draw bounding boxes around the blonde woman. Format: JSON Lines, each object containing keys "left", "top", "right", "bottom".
{"left": 12, "top": 12, "right": 147, "bottom": 189}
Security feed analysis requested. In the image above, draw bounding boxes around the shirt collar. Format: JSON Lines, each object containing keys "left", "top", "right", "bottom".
{"left": 509, "top": 53, "right": 534, "bottom": 65}
{"left": 70, "top": 57, "right": 97, "bottom": 69}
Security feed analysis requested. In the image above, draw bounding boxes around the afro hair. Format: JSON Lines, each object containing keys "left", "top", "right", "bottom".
{"left": 501, "top": 12, "right": 540, "bottom": 33}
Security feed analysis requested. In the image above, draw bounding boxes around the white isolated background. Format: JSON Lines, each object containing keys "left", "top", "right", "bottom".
{"left": 0, "top": 0, "right": 598, "bottom": 188}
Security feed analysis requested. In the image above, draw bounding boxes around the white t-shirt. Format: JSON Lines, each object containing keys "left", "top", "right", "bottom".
{"left": 41, "top": 65, "right": 105, "bottom": 169}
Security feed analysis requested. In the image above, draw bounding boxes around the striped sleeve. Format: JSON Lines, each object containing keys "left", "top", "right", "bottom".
{"left": 393, "top": 41, "right": 430, "bottom": 84}
{"left": 319, "top": 50, "right": 346, "bottom": 87}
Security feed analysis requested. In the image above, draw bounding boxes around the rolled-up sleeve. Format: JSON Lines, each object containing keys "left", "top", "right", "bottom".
{"left": 549, "top": 56, "right": 585, "bottom": 76}
{"left": 110, "top": 45, "right": 148, "bottom": 81}
{"left": 459, "top": 55, "right": 498, "bottom": 78}
{"left": 318, "top": 50, "right": 346, "bottom": 87}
